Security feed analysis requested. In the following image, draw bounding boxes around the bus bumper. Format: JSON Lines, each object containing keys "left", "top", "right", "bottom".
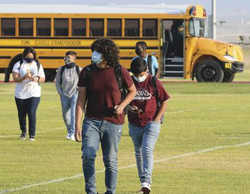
{"left": 224, "top": 62, "right": 244, "bottom": 73}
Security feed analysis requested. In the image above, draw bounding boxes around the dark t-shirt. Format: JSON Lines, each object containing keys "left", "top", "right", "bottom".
{"left": 128, "top": 75, "right": 170, "bottom": 127}
{"left": 78, "top": 64, "right": 133, "bottom": 124}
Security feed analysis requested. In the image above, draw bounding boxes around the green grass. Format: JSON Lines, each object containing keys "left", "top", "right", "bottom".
{"left": 0, "top": 82, "right": 250, "bottom": 194}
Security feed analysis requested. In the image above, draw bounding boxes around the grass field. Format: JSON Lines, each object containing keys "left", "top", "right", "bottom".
{"left": 0, "top": 80, "right": 250, "bottom": 194}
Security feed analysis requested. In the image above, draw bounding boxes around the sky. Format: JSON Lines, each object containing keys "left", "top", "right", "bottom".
{"left": 0, "top": 0, "right": 250, "bottom": 23}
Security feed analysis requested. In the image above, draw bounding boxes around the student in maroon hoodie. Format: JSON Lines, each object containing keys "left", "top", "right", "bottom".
{"left": 128, "top": 57, "right": 170, "bottom": 194}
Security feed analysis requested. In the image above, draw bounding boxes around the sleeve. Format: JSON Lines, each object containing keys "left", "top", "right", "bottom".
{"left": 152, "top": 56, "right": 159, "bottom": 69}
{"left": 55, "top": 66, "right": 63, "bottom": 95}
{"left": 156, "top": 79, "right": 170, "bottom": 102}
{"left": 38, "top": 64, "right": 45, "bottom": 78}
{"left": 121, "top": 66, "right": 133, "bottom": 89}
{"left": 12, "top": 61, "right": 21, "bottom": 73}
{"left": 77, "top": 68, "right": 88, "bottom": 87}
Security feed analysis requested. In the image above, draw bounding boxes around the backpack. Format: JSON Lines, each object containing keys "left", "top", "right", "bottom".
{"left": 151, "top": 76, "right": 164, "bottom": 124}
{"left": 147, "top": 55, "right": 152, "bottom": 75}
{"left": 18, "top": 59, "right": 40, "bottom": 72}
{"left": 60, "top": 65, "right": 80, "bottom": 86}
{"left": 84, "top": 64, "right": 130, "bottom": 114}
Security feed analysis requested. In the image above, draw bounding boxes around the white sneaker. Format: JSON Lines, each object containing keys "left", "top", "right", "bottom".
{"left": 141, "top": 182, "right": 151, "bottom": 194}
{"left": 29, "top": 136, "right": 35, "bottom": 142}
{"left": 70, "top": 134, "right": 75, "bottom": 141}
{"left": 66, "top": 133, "right": 71, "bottom": 140}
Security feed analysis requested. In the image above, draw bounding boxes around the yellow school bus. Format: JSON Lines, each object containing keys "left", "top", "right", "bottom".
{"left": 0, "top": 4, "right": 244, "bottom": 82}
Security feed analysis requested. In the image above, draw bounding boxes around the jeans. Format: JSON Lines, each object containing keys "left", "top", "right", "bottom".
{"left": 15, "top": 97, "right": 41, "bottom": 137}
{"left": 81, "top": 117, "right": 123, "bottom": 194}
{"left": 129, "top": 121, "right": 161, "bottom": 185}
{"left": 60, "top": 93, "right": 78, "bottom": 135}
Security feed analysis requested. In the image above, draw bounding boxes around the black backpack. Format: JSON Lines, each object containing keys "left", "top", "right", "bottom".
{"left": 18, "top": 59, "right": 40, "bottom": 71}
{"left": 147, "top": 55, "right": 152, "bottom": 75}
{"left": 84, "top": 64, "right": 129, "bottom": 114}
{"left": 60, "top": 65, "right": 80, "bottom": 86}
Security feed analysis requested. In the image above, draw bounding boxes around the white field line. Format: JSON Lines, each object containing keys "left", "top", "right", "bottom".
{"left": 1, "top": 141, "right": 250, "bottom": 194}
{"left": 0, "top": 127, "right": 64, "bottom": 139}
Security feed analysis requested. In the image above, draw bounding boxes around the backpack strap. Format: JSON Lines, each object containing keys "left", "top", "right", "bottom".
{"left": 76, "top": 65, "right": 80, "bottom": 76}
{"left": 18, "top": 60, "right": 23, "bottom": 70}
{"left": 147, "top": 55, "right": 153, "bottom": 75}
{"left": 152, "top": 76, "right": 160, "bottom": 107}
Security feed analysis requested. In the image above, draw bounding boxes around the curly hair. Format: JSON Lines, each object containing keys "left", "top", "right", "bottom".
{"left": 91, "top": 38, "right": 120, "bottom": 67}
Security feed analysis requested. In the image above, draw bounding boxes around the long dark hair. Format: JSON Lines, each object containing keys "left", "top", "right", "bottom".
{"left": 91, "top": 38, "right": 120, "bottom": 67}
{"left": 22, "top": 47, "right": 37, "bottom": 59}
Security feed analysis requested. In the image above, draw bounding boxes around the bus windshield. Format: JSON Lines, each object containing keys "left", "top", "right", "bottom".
{"left": 189, "top": 18, "right": 207, "bottom": 38}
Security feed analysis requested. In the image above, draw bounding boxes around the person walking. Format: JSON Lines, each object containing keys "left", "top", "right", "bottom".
{"left": 133, "top": 41, "right": 159, "bottom": 77}
{"left": 75, "top": 38, "right": 136, "bottom": 194}
{"left": 12, "top": 47, "right": 45, "bottom": 141}
{"left": 55, "top": 51, "right": 81, "bottom": 141}
{"left": 128, "top": 58, "right": 170, "bottom": 194}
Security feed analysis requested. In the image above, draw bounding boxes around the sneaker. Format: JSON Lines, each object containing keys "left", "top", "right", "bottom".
{"left": 70, "top": 134, "right": 75, "bottom": 141}
{"left": 66, "top": 133, "right": 71, "bottom": 140}
{"left": 141, "top": 182, "right": 151, "bottom": 194}
{"left": 29, "top": 136, "right": 35, "bottom": 142}
{"left": 20, "top": 133, "right": 27, "bottom": 140}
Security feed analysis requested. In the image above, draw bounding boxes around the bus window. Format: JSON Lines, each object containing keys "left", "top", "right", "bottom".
{"left": 90, "top": 19, "right": 104, "bottom": 36}
{"left": 19, "top": 18, "right": 33, "bottom": 36}
{"left": 189, "top": 18, "right": 207, "bottom": 38}
{"left": 1, "top": 18, "right": 15, "bottom": 36}
{"left": 72, "top": 19, "right": 86, "bottom": 36}
{"left": 54, "top": 19, "right": 68, "bottom": 36}
{"left": 36, "top": 19, "right": 51, "bottom": 36}
{"left": 143, "top": 19, "right": 157, "bottom": 37}
{"left": 125, "top": 19, "right": 139, "bottom": 37}
{"left": 107, "top": 19, "right": 121, "bottom": 36}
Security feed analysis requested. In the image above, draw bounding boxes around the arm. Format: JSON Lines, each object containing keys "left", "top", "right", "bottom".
{"left": 12, "top": 72, "right": 26, "bottom": 82}
{"left": 75, "top": 87, "right": 87, "bottom": 142}
{"left": 154, "top": 100, "right": 168, "bottom": 123}
{"left": 114, "top": 84, "right": 136, "bottom": 115}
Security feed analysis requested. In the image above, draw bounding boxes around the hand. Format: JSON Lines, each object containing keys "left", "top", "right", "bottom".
{"left": 33, "top": 76, "right": 39, "bottom": 82}
{"left": 25, "top": 72, "right": 33, "bottom": 80}
{"left": 75, "top": 128, "right": 82, "bottom": 142}
{"left": 130, "top": 106, "right": 140, "bottom": 113}
{"left": 113, "top": 105, "right": 124, "bottom": 115}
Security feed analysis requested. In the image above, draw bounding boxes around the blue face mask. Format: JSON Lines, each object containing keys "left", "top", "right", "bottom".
{"left": 91, "top": 51, "right": 103, "bottom": 65}
{"left": 25, "top": 58, "right": 34, "bottom": 63}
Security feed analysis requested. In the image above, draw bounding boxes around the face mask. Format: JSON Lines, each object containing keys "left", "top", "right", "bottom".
{"left": 91, "top": 51, "right": 103, "bottom": 65}
{"left": 25, "top": 58, "right": 34, "bottom": 63}
{"left": 64, "top": 56, "right": 71, "bottom": 65}
{"left": 135, "top": 49, "right": 142, "bottom": 56}
{"left": 133, "top": 74, "right": 147, "bottom": 82}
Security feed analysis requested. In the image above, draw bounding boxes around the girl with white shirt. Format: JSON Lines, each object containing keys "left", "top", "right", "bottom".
{"left": 12, "top": 47, "right": 45, "bottom": 141}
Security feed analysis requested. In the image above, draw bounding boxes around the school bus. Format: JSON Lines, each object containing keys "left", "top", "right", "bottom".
{"left": 0, "top": 4, "right": 244, "bottom": 82}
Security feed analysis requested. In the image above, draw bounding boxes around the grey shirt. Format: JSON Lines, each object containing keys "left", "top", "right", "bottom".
{"left": 55, "top": 65, "right": 82, "bottom": 97}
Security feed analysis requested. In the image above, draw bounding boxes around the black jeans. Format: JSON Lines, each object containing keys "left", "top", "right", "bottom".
{"left": 15, "top": 97, "right": 40, "bottom": 137}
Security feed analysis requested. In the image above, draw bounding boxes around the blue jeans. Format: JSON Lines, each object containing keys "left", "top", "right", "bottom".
{"left": 15, "top": 97, "right": 40, "bottom": 137}
{"left": 81, "top": 117, "right": 123, "bottom": 194}
{"left": 129, "top": 121, "right": 161, "bottom": 185}
{"left": 60, "top": 93, "right": 78, "bottom": 135}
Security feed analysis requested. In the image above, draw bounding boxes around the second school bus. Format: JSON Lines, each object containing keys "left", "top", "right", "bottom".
{"left": 0, "top": 4, "right": 244, "bottom": 82}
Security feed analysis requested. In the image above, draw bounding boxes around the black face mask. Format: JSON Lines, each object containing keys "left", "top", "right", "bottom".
{"left": 135, "top": 49, "right": 142, "bottom": 56}
{"left": 25, "top": 58, "right": 34, "bottom": 63}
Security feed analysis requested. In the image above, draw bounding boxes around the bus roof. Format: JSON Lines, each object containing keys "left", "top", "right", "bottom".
{"left": 0, "top": 4, "right": 191, "bottom": 14}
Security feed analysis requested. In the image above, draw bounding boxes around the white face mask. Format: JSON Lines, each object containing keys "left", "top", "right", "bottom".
{"left": 91, "top": 51, "right": 103, "bottom": 65}
{"left": 133, "top": 74, "right": 147, "bottom": 82}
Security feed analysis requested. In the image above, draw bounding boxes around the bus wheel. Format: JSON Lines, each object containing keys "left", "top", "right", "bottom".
{"left": 222, "top": 72, "right": 235, "bottom": 83}
{"left": 196, "top": 60, "right": 224, "bottom": 82}
{"left": 44, "top": 69, "right": 56, "bottom": 82}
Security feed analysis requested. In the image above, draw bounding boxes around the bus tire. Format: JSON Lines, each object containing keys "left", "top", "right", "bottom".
{"left": 222, "top": 72, "right": 235, "bottom": 83}
{"left": 44, "top": 69, "right": 56, "bottom": 82}
{"left": 195, "top": 60, "right": 224, "bottom": 82}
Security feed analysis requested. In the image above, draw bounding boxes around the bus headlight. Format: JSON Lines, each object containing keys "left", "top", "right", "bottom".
{"left": 224, "top": 54, "right": 236, "bottom": 61}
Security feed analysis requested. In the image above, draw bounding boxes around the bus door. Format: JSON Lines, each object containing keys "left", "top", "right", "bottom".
{"left": 162, "top": 19, "right": 185, "bottom": 78}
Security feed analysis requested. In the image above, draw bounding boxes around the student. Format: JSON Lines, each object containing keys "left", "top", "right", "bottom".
{"left": 12, "top": 47, "right": 45, "bottom": 141}
{"left": 55, "top": 51, "right": 81, "bottom": 141}
{"left": 133, "top": 41, "right": 159, "bottom": 77}
{"left": 75, "top": 38, "right": 136, "bottom": 194}
{"left": 128, "top": 58, "right": 170, "bottom": 194}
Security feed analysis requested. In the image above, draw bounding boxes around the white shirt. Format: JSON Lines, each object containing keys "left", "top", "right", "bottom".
{"left": 12, "top": 60, "right": 45, "bottom": 99}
